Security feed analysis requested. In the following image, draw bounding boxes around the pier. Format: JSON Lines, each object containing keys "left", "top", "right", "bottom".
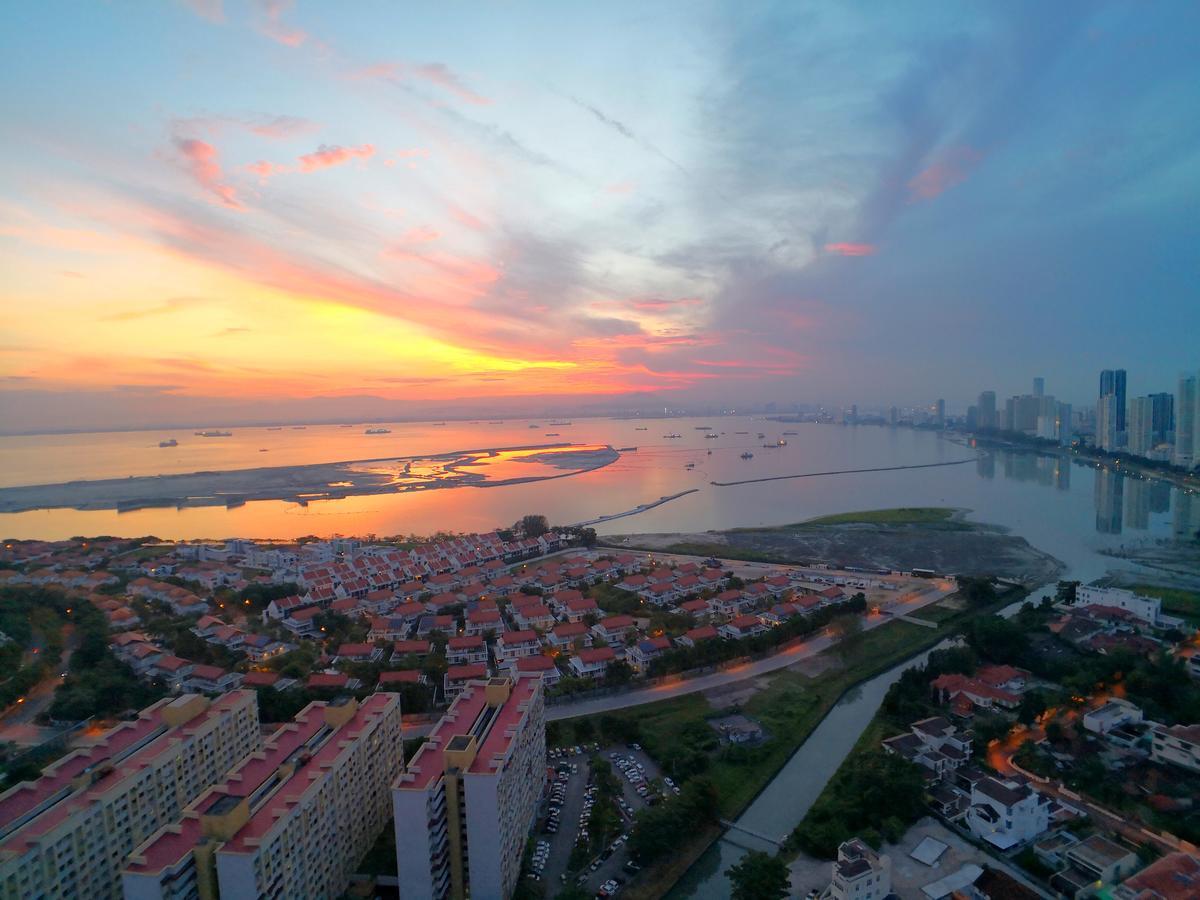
{"left": 568, "top": 489, "right": 698, "bottom": 527}
{"left": 710, "top": 457, "right": 976, "bottom": 487}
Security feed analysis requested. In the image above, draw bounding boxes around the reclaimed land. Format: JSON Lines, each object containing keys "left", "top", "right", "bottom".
{"left": 0, "top": 443, "right": 618, "bottom": 513}
{"left": 571, "top": 587, "right": 1029, "bottom": 900}
{"left": 611, "top": 507, "right": 1063, "bottom": 584}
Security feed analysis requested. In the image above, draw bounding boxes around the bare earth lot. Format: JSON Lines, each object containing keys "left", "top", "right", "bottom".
{"left": 615, "top": 509, "right": 1063, "bottom": 584}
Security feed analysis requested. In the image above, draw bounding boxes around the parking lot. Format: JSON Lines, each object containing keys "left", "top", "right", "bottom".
{"left": 524, "top": 743, "right": 674, "bottom": 897}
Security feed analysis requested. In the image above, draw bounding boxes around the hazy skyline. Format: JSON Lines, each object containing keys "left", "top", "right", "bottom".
{"left": 2, "top": 1, "right": 1198, "bottom": 432}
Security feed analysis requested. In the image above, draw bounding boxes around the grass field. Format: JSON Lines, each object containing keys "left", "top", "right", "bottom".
{"left": 800, "top": 507, "right": 958, "bottom": 526}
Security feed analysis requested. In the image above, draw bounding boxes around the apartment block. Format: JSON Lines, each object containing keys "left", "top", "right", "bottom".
{"left": 393, "top": 675, "right": 545, "bottom": 900}
{"left": 0, "top": 692, "right": 260, "bottom": 900}
{"left": 122, "top": 694, "right": 402, "bottom": 900}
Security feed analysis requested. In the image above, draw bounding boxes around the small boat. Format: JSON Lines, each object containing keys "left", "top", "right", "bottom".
{"left": 635, "top": 427, "right": 648, "bottom": 431}
{"left": 550, "top": 420, "right": 572, "bottom": 426}
{"left": 259, "top": 448, "right": 269, "bottom": 452}
{"left": 266, "top": 426, "right": 283, "bottom": 431}
{"left": 685, "top": 462, "right": 695, "bottom": 469}
{"left": 704, "top": 433, "right": 718, "bottom": 439}
{"left": 545, "top": 432, "right": 560, "bottom": 436}
{"left": 695, "top": 426, "right": 712, "bottom": 430}
{"left": 432, "top": 422, "right": 446, "bottom": 426}
{"left": 488, "top": 421, "right": 504, "bottom": 424}
{"left": 735, "top": 431, "right": 749, "bottom": 435}
{"left": 707, "top": 450, "right": 713, "bottom": 455}
{"left": 756, "top": 432, "right": 766, "bottom": 438}
{"left": 365, "top": 427, "right": 391, "bottom": 435}
{"left": 158, "top": 439, "right": 177, "bottom": 448}
{"left": 528, "top": 424, "right": 540, "bottom": 428}
{"left": 741, "top": 452, "right": 754, "bottom": 459}
{"left": 616, "top": 446, "right": 638, "bottom": 452}
{"left": 782, "top": 431, "right": 798, "bottom": 435}
{"left": 194, "top": 430, "right": 232, "bottom": 437}
{"left": 663, "top": 433, "right": 681, "bottom": 438}
{"left": 292, "top": 426, "right": 307, "bottom": 430}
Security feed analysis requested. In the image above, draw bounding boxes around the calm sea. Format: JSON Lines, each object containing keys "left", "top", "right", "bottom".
{"left": 1, "top": 417, "right": 1195, "bottom": 584}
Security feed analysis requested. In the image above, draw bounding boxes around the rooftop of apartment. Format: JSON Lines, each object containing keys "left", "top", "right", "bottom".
{"left": 0, "top": 691, "right": 255, "bottom": 860}
{"left": 395, "top": 675, "right": 540, "bottom": 791}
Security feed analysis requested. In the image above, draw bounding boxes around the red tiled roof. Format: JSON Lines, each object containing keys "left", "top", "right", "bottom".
{"left": 576, "top": 646, "right": 615, "bottom": 664}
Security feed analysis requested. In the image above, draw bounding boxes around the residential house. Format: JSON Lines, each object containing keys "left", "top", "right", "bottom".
{"left": 465, "top": 607, "right": 504, "bottom": 636}
{"left": 1051, "top": 834, "right": 1139, "bottom": 899}
{"left": 377, "top": 670, "right": 427, "bottom": 690}
{"left": 282, "top": 606, "right": 323, "bottom": 637}
{"left": 390, "top": 639, "right": 432, "bottom": 664}
{"left": 931, "top": 672, "right": 1021, "bottom": 712}
{"left": 443, "top": 664, "right": 488, "bottom": 701}
{"left": 335, "top": 642, "right": 384, "bottom": 664}
{"left": 591, "top": 615, "right": 637, "bottom": 646}
{"left": 514, "top": 654, "right": 560, "bottom": 687}
{"left": 547, "top": 621, "right": 590, "bottom": 651}
{"left": 568, "top": 646, "right": 615, "bottom": 680}
{"left": 718, "top": 614, "right": 765, "bottom": 640}
{"left": 677, "top": 625, "right": 719, "bottom": 647}
{"left": 678, "top": 598, "right": 710, "bottom": 620}
{"left": 183, "top": 665, "right": 242, "bottom": 694}
{"left": 627, "top": 637, "right": 672, "bottom": 673}
{"left": 827, "top": 838, "right": 891, "bottom": 900}
{"left": 966, "top": 776, "right": 1051, "bottom": 850}
{"left": 1151, "top": 724, "right": 1200, "bottom": 773}
{"left": 1083, "top": 699, "right": 1143, "bottom": 735}
{"left": 511, "top": 603, "right": 554, "bottom": 631}
{"left": 447, "top": 634, "right": 488, "bottom": 667}
{"left": 495, "top": 629, "right": 542, "bottom": 665}
{"left": 709, "top": 590, "right": 744, "bottom": 617}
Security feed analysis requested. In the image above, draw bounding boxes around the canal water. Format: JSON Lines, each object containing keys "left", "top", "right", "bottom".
{"left": 666, "top": 640, "right": 957, "bottom": 898}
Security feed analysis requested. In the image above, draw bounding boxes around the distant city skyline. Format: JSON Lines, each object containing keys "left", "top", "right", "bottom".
{"left": 1, "top": 2, "right": 1199, "bottom": 432}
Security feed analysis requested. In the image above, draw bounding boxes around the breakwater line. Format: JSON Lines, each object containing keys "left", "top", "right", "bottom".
{"left": 568, "top": 488, "right": 698, "bottom": 527}
{"left": 710, "top": 457, "right": 975, "bottom": 487}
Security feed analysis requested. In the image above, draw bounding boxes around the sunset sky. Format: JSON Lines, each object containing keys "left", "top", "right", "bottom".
{"left": 1, "top": 1, "right": 1198, "bottom": 431}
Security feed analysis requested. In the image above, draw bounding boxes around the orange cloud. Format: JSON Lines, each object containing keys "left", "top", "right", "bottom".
{"left": 824, "top": 242, "right": 876, "bottom": 256}
{"left": 297, "top": 144, "right": 375, "bottom": 172}
{"left": 908, "top": 146, "right": 983, "bottom": 201}
{"left": 173, "top": 138, "right": 242, "bottom": 210}
{"left": 628, "top": 297, "right": 703, "bottom": 312}
{"left": 257, "top": 0, "right": 306, "bottom": 47}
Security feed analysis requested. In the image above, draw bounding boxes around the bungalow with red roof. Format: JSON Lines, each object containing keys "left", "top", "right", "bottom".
{"left": 617, "top": 574, "right": 648, "bottom": 593}
{"left": 377, "top": 670, "right": 427, "bottom": 690}
{"left": 562, "top": 596, "right": 599, "bottom": 623}
{"left": 307, "top": 671, "right": 360, "bottom": 692}
{"left": 390, "top": 639, "right": 432, "bottom": 664}
{"left": 514, "top": 654, "right": 560, "bottom": 687}
{"left": 241, "top": 670, "right": 286, "bottom": 690}
{"left": 425, "top": 591, "right": 462, "bottom": 612}
{"left": 495, "top": 629, "right": 542, "bottom": 665}
{"left": 282, "top": 605, "right": 323, "bottom": 636}
{"left": 183, "top": 664, "right": 242, "bottom": 694}
{"left": 148, "top": 655, "right": 194, "bottom": 691}
{"left": 444, "top": 664, "right": 489, "bottom": 700}
{"left": 698, "top": 567, "right": 726, "bottom": 586}
{"left": 549, "top": 588, "right": 584, "bottom": 610}
{"left": 335, "top": 642, "right": 384, "bottom": 664}
{"left": 760, "top": 602, "right": 802, "bottom": 626}
{"left": 446, "top": 634, "right": 488, "bottom": 667}
{"left": 511, "top": 602, "right": 554, "bottom": 631}
{"left": 627, "top": 636, "right": 672, "bottom": 673}
{"left": 709, "top": 590, "right": 745, "bottom": 617}
{"left": 976, "top": 664, "right": 1030, "bottom": 693}
{"left": 591, "top": 614, "right": 637, "bottom": 646}
{"left": 931, "top": 673, "right": 1020, "bottom": 711}
{"left": 569, "top": 646, "right": 615, "bottom": 679}
{"left": 764, "top": 575, "right": 792, "bottom": 596}
{"left": 719, "top": 614, "right": 766, "bottom": 640}
{"left": 415, "top": 614, "right": 455, "bottom": 637}
{"left": 368, "top": 616, "right": 410, "bottom": 642}
{"left": 677, "top": 625, "right": 720, "bottom": 647}
{"left": 678, "top": 598, "right": 710, "bottom": 620}
{"left": 329, "top": 597, "right": 362, "bottom": 617}
{"left": 742, "top": 583, "right": 771, "bottom": 605}
{"left": 546, "top": 621, "right": 591, "bottom": 650}
{"left": 465, "top": 607, "right": 504, "bottom": 636}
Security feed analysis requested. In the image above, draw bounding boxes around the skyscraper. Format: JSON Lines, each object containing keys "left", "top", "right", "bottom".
{"left": 935, "top": 398, "right": 945, "bottom": 428}
{"left": 1032, "top": 377, "right": 1044, "bottom": 398}
{"left": 1100, "top": 368, "right": 1127, "bottom": 432}
{"left": 1149, "top": 392, "right": 1174, "bottom": 443}
{"left": 1127, "top": 396, "right": 1154, "bottom": 457}
{"left": 1175, "top": 372, "right": 1198, "bottom": 469}
{"left": 1097, "top": 393, "right": 1118, "bottom": 452}
{"left": 977, "top": 390, "right": 996, "bottom": 429}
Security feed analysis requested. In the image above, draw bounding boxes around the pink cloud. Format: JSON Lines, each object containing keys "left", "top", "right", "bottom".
{"left": 246, "top": 159, "right": 288, "bottom": 182}
{"left": 183, "top": 0, "right": 224, "bottom": 23}
{"left": 355, "top": 61, "right": 491, "bottom": 105}
{"left": 824, "top": 242, "right": 877, "bottom": 257}
{"left": 257, "top": 0, "right": 306, "bottom": 47}
{"left": 297, "top": 144, "right": 375, "bottom": 172}
{"left": 629, "top": 297, "right": 703, "bottom": 312}
{"left": 174, "top": 138, "right": 242, "bottom": 210}
{"left": 908, "top": 146, "right": 984, "bottom": 201}
{"left": 448, "top": 204, "right": 486, "bottom": 231}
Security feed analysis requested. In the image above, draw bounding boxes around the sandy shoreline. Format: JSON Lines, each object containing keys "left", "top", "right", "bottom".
{"left": 0, "top": 443, "right": 619, "bottom": 513}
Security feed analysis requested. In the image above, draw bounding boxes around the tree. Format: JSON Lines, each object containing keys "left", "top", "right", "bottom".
{"left": 520, "top": 514, "right": 549, "bottom": 538}
{"left": 727, "top": 851, "right": 789, "bottom": 900}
